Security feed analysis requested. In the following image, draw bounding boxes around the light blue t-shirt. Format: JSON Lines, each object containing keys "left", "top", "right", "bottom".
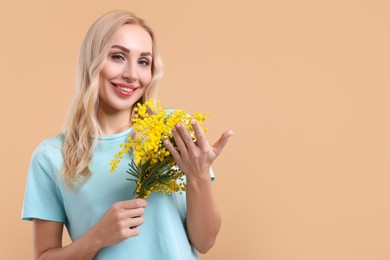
{"left": 22, "top": 127, "right": 214, "bottom": 259}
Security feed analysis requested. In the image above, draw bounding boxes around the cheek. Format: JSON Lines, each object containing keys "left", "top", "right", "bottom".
{"left": 98, "top": 72, "right": 108, "bottom": 92}
{"left": 100, "top": 67, "right": 110, "bottom": 82}
{"left": 141, "top": 65, "right": 152, "bottom": 77}
{"left": 100, "top": 61, "right": 119, "bottom": 80}
{"left": 97, "top": 82, "right": 107, "bottom": 101}
{"left": 141, "top": 71, "right": 153, "bottom": 85}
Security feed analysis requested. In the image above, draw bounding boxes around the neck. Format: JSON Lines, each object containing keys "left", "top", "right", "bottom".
{"left": 97, "top": 107, "right": 133, "bottom": 135}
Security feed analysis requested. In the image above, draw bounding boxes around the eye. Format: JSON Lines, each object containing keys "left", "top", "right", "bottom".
{"left": 111, "top": 53, "right": 125, "bottom": 61}
{"left": 138, "top": 59, "right": 151, "bottom": 67}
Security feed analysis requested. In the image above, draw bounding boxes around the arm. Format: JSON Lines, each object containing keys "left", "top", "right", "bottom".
{"left": 33, "top": 219, "right": 100, "bottom": 260}
{"left": 33, "top": 199, "right": 147, "bottom": 260}
{"left": 185, "top": 173, "right": 221, "bottom": 254}
{"left": 164, "top": 120, "right": 233, "bottom": 253}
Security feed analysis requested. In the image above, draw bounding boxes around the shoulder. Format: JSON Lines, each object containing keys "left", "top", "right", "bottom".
{"left": 30, "top": 134, "right": 65, "bottom": 174}
{"left": 33, "top": 134, "right": 64, "bottom": 158}
{"left": 42, "top": 133, "right": 65, "bottom": 149}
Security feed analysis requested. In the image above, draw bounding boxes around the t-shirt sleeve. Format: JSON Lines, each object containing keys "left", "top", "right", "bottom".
{"left": 21, "top": 141, "right": 66, "bottom": 222}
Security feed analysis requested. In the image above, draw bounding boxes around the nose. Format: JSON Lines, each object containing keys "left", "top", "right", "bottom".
{"left": 122, "top": 61, "right": 138, "bottom": 82}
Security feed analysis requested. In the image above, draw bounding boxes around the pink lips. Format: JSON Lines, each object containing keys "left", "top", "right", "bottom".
{"left": 113, "top": 82, "right": 138, "bottom": 89}
{"left": 112, "top": 82, "right": 138, "bottom": 97}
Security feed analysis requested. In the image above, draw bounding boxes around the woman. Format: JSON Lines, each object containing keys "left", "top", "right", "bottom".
{"left": 22, "top": 10, "right": 233, "bottom": 259}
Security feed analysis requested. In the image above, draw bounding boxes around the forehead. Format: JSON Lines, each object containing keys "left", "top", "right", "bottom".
{"left": 111, "top": 24, "right": 153, "bottom": 53}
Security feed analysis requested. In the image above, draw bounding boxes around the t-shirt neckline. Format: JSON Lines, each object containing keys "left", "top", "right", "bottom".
{"left": 98, "top": 127, "right": 133, "bottom": 141}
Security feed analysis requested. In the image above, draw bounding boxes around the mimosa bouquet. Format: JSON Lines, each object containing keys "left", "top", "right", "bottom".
{"left": 110, "top": 99, "right": 209, "bottom": 199}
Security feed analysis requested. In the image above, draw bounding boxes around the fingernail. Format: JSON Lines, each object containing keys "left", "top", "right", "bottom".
{"left": 191, "top": 119, "right": 196, "bottom": 125}
{"left": 176, "top": 123, "right": 181, "bottom": 128}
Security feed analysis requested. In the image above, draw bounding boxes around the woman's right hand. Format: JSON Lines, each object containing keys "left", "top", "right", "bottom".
{"left": 33, "top": 199, "right": 147, "bottom": 260}
{"left": 91, "top": 199, "right": 147, "bottom": 248}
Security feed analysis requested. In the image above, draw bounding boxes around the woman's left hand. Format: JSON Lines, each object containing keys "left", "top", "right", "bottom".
{"left": 164, "top": 120, "right": 233, "bottom": 180}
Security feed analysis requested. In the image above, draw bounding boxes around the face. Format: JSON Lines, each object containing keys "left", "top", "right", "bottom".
{"left": 99, "top": 24, "right": 153, "bottom": 114}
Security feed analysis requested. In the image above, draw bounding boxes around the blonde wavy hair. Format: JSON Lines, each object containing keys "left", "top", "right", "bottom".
{"left": 62, "top": 10, "right": 163, "bottom": 188}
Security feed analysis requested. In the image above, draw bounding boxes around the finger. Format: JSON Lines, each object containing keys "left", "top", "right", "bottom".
{"left": 164, "top": 139, "right": 180, "bottom": 160}
{"left": 114, "top": 199, "right": 147, "bottom": 210}
{"left": 191, "top": 119, "right": 208, "bottom": 148}
{"left": 123, "top": 207, "right": 145, "bottom": 218}
{"left": 124, "top": 226, "right": 141, "bottom": 237}
{"left": 172, "top": 125, "right": 188, "bottom": 155}
{"left": 125, "top": 216, "right": 145, "bottom": 229}
{"left": 212, "top": 130, "right": 234, "bottom": 156}
{"left": 175, "top": 123, "right": 195, "bottom": 149}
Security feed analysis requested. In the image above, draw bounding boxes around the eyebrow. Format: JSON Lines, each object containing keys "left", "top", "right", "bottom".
{"left": 111, "top": 45, "right": 152, "bottom": 57}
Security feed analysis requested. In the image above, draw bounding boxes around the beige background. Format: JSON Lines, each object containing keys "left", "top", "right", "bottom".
{"left": 1, "top": 0, "right": 389, "bottom": 259}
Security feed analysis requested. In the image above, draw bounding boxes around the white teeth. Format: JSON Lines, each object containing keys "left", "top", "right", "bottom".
{"left": 116, "top": 85, "right": 133, "bottom": 92}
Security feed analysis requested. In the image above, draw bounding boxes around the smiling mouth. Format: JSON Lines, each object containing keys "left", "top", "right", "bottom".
{"left": 111, "top": 83, "right": 138, "bottom": 93}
